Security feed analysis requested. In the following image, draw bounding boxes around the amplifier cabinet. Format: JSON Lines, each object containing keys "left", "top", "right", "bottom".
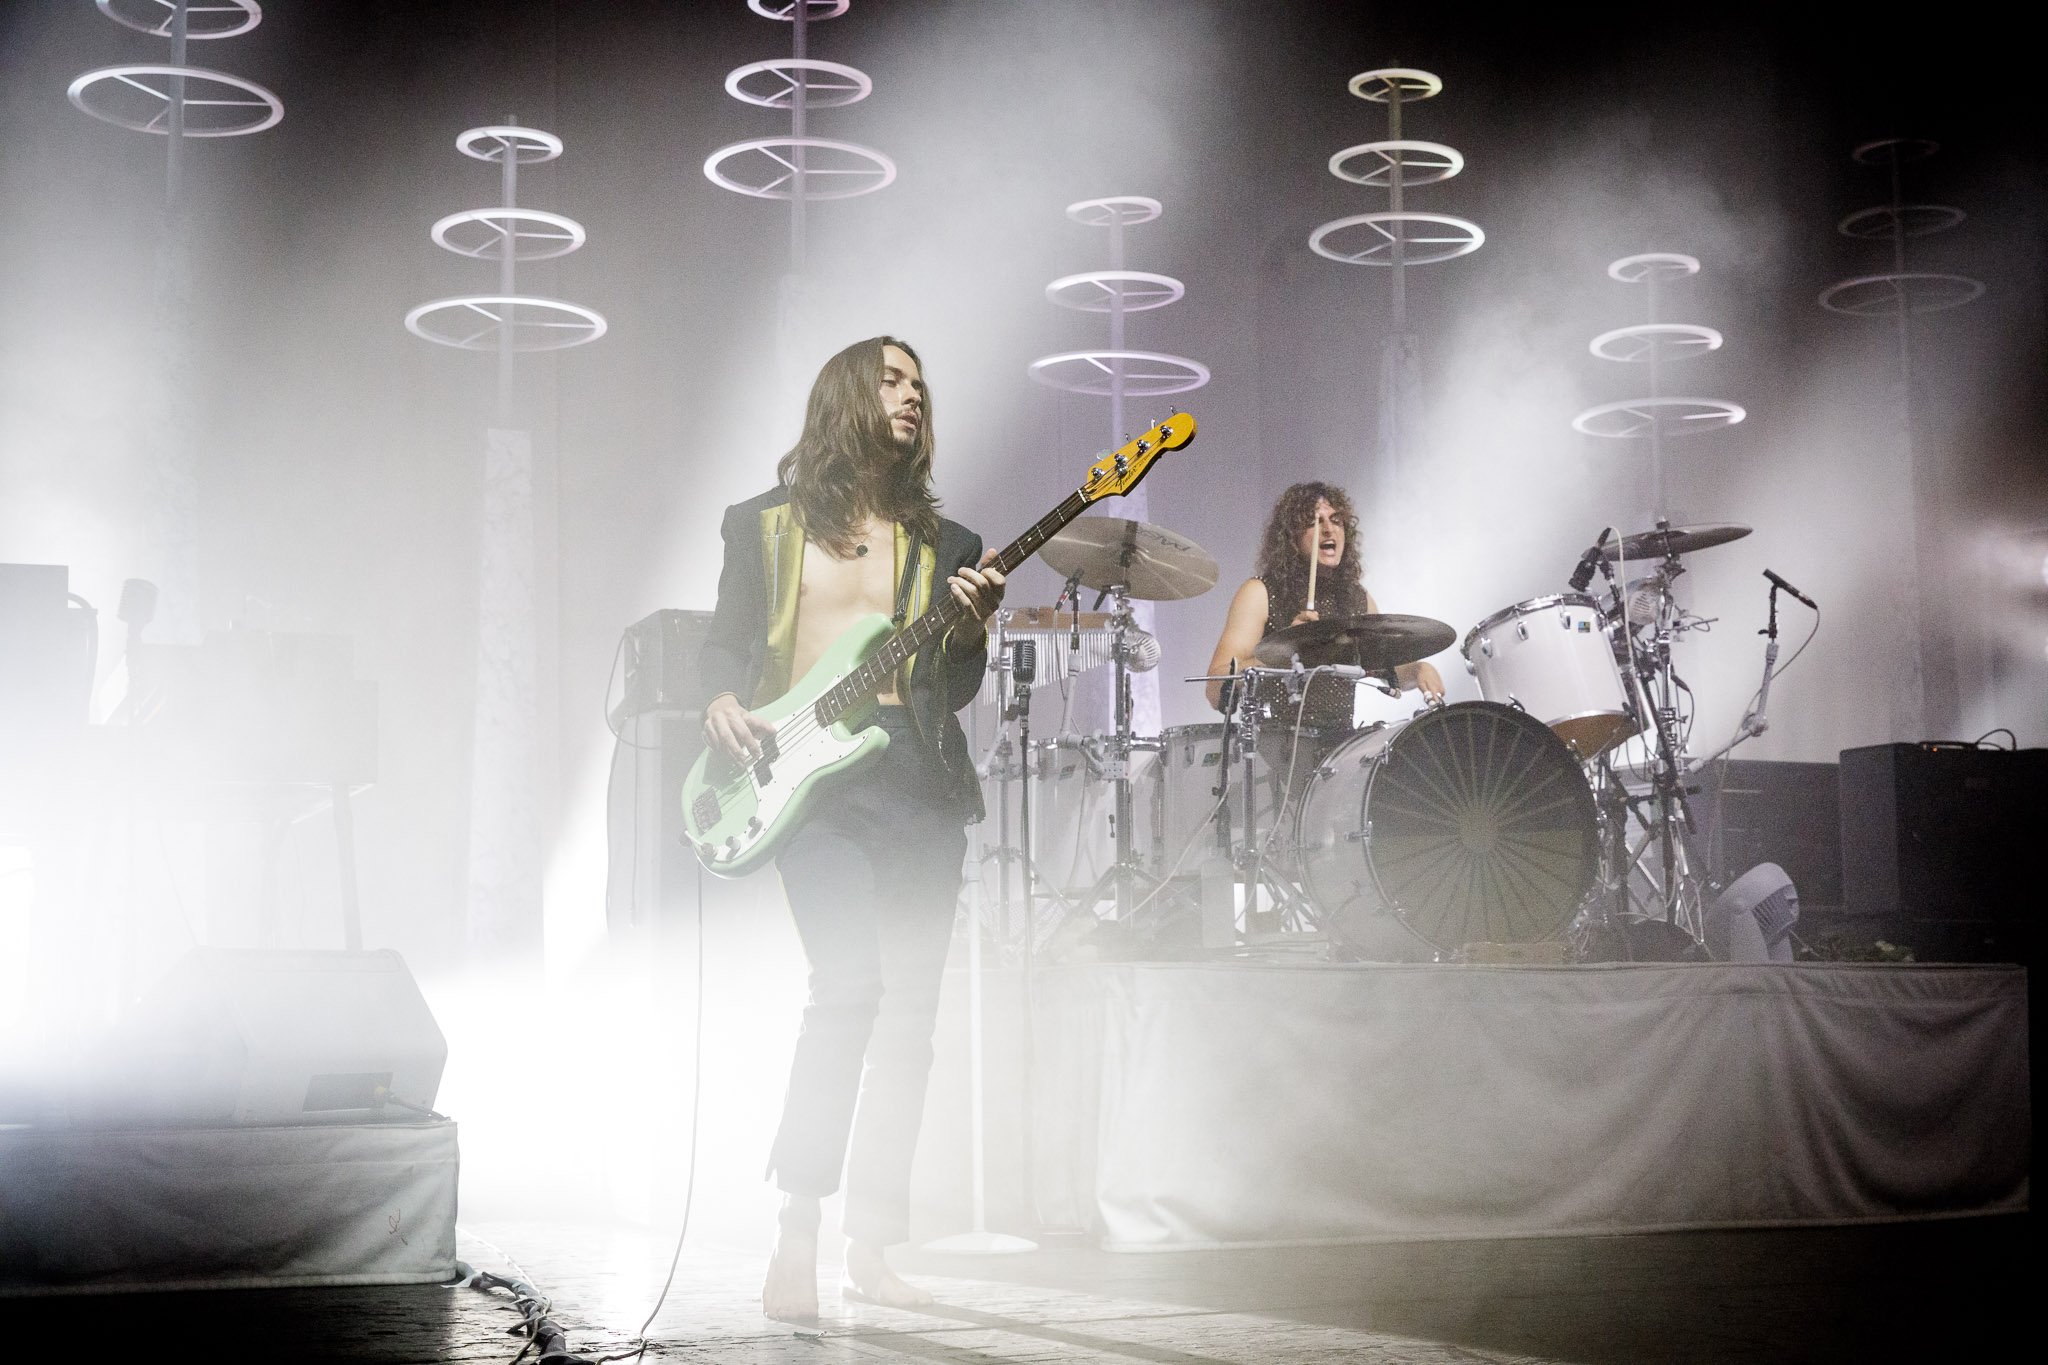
{"left": 1694, "top": 759, "right": 1843, "bottom": 908}
{"left": 1838, "top": 743, "right": 2047, "bottom": 921}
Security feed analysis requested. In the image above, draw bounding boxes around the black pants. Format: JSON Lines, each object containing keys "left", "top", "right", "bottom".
{"left": 768, "top": 706, "right": 966, "bottom": 1246}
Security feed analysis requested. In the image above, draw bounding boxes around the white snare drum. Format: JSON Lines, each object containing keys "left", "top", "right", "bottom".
{"left": 1461, "top": 593, "right": 1639, "bottom": 758}
{"left": 1295, "top": 701, "right": 1600, "bottom": 960}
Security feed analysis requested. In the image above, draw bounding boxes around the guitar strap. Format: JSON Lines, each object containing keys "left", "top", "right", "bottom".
{"left": 891, "top": 526, "right": 925, "bottom": 704}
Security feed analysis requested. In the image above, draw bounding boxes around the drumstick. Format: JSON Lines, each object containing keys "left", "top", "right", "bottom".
{"left": 1305, "top": 541, "right": 1319, "bottom": 614}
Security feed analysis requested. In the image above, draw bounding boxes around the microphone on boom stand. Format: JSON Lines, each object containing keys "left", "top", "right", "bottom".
{"left": 1763, "top": 567, "right": 1817, "bottom": 610}
{"left": 1568, "top": 527, "right": 1614, "bottom": 593}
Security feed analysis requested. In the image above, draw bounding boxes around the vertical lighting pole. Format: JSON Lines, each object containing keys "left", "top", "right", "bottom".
{"left": 1310, "top": 68, "right": 1481, "bottom": 574}
{"left": 67, "top": 0, "right": 283, "bottom": 641}
{"left": 704, "top": 1, "right": 895, "bottom": 393}
{"left": 406, "top": 125, "right": 606, "bottom": 964}
{"left": 1572, "top": 254, "right": 1744, "bottom": 524}
{"left": 1030, "top": 196, "right": 1209, "bottom": 747}
{"left": 1819, "top": 139, "right": 1981, "bottom": 740}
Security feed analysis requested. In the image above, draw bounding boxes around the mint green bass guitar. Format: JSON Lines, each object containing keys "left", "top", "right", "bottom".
{"left": 681, "top": 413, "right": 1198, "bottom": 876}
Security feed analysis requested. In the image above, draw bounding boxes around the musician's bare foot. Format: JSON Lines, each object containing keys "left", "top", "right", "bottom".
{"left": 762, "top": 1196, "right": 820, "bottom": 1322}
{"left": 843, "top": 1240, "right": 933, "bottom": 1308}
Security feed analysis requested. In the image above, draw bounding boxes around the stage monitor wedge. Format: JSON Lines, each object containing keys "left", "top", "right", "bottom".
{"left": 86, "top": 948, "right": 447, "bottom": 1128}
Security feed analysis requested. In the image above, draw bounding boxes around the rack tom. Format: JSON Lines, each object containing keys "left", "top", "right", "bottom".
{"left": 1461, "top": 593, "right": 1639, "bottom": 758}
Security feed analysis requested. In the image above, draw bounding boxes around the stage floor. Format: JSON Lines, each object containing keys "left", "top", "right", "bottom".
{"left": 4, "top": 1214, "right": 2030, "bottom": 1363}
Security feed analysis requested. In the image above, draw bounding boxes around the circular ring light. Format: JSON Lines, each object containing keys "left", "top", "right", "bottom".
{"left": 724, "top": 58, "right": 872, "bottom": 109}
{"left": 1836, "top": 204, "right": 1967, "bottom": 240}
{"left": 1588, "top": 323, "right": 1723, "bottom": 363}
{"left": 95, "top": 0, "right": 261, "bottom": 39}
{"left": 1328, "top": 139, "right": 1464, "bottom": 187}
{"left": 67, "top": 64, "right": 282, "bottom": 136}
{"left": 457, "top": 125, "right": 563, "bottom": 164}
{"left": 1571, "top": 397, "right": 1746, "bottom": 439}
{"left": 1044, "top": 271, "right": 1185, "bottom": 313}
{"left": 1065, "top": 196, "right": 1163, "bottom": 228}
{"left": 1348, "top": 68, "right": 1442, "bottom": 102}
{"left": 405, "top": 296, "right": 607, "bottom": 352}
{"left": 1818, "top": 273, "right": 1985, "bottom": 316}
{"left": 430, "top": 209, "right": 587, "bottom": 262}
{"left": 1027, "top": 350, "right": 1210, "bottom": 398}
{"left": 1309, "top": 211, "right": 1484, "bottom": 265}
{"left": 1852, "top": 137, "right": 1939, "bottom": 167}
{"left": 748, "top": 0, "right": 849, "bottom": 18}
{"left": 703, "top": 137, "right": 896, "bottom": 200}
{"left": 1607, "top": 252, "right": 1699, "bottom": 283}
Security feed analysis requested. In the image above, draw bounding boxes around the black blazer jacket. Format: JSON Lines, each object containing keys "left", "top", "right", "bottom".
{"left": 693, "top": 485, "right": 988, "bottom": 821}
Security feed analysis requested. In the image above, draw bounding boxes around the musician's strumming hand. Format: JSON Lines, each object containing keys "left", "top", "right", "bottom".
{"left": 704, "top": 691, "right": 776, "bottom": 765}
{"left": 948, "top": 550, "right": 1007, "bottom": 621}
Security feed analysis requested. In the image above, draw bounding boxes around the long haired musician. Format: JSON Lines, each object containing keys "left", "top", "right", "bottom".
{"left": 1204, "top": 481, "right": 1445, "bottom": 714}
{"left": 695, "top": 336, "right": 1005, "bottom": 1320}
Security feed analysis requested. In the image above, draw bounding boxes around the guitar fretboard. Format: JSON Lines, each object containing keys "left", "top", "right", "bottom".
{"left": 815, "top": 489, "right": 1091, "bottom": 727}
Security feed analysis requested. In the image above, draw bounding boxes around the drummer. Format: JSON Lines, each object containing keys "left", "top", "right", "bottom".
{"left": 1204, "top": 482, "right": 1446, "bottom": 715}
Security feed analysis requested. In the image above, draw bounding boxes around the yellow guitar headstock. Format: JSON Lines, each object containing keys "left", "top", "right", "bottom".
{"left": 1079, "top": 411, "right": 1197, "bottom": 503}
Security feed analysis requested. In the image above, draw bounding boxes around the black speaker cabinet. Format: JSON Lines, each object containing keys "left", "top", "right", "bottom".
{"left": 1838, "top": 743, "right": 2047, "bottom": 922}
{"left": 1694, "top": 759, "right": 1844, "bottom": 908}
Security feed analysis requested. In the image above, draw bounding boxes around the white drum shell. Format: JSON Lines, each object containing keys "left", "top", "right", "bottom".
{"left": 1461, "top": 594, "right": 1637, "bottom": 757}
{"left": 1147, "top": 724, "right": 1277, "bottom": 872}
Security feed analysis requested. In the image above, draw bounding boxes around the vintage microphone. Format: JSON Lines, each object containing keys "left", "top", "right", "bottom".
{"left": 1007, "top": 639, "right": 1037, "bottom": 719}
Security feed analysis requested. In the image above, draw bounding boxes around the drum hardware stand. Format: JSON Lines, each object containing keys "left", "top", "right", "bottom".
{"left": 1069, "top": 583, "right": 1168, "bottom": 921}
{"left": 1226, "top": 665, "right": 1321, "bottom": 939}
{"left": 983, "top": 632, "right": 1042, "bottom": 949}
{"left": 1590, "top": 536, "right": 1710, "bottom": 947}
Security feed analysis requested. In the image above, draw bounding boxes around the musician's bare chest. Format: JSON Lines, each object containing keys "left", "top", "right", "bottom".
{"left": 791, "top": 520, "right": 900, "bottom": 687}
{"left": 798, "top": 539, "right": 897, "bottom": 618}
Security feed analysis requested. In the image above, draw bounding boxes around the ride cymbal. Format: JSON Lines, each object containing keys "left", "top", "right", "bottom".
{"left": 1041, "top": 516, "right": 1220, "bottom": 600}
{"left": 1603, "top": 523, "right": 1752, "bottom": 559}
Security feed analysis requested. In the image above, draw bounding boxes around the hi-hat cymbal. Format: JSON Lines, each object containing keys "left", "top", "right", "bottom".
{"left": 1041, "top": 517, "right": 1219, "bottom": 601}
{"left": 1603, "top": 523, "right": 1752, "bottom": 559}
{"left": 1253, "top": 613, "right": 1457, "bottom": 672}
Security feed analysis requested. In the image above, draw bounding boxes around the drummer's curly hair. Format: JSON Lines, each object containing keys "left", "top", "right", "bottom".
{"left": 1254, "top": 482, "right": 1365, "bottom": 626}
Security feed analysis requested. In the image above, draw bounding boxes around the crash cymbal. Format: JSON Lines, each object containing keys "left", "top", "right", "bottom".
{"left": 1041, "top": 516, "right": 1219, "bottom": 601}
{"left": 1603, "top": 523, "right": 1752, "bottom": 559}
{"left": 1253, "top": 613, "right": 1458, "bottom": 672}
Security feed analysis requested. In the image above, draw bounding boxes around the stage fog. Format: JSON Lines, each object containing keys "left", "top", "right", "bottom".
{"left": 1, "top": 0, "right": 2040, "bottom": 1251}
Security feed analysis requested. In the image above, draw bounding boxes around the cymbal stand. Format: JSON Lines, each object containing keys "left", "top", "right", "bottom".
{"left": 1074, "top": 585, "right": 1166, "bottom": 919}
{"left": 1230, "top": 666, "right": 1318, "bottom": 934}
{"left": 1598, "top": 542, "right": 1708, "bottom": 942}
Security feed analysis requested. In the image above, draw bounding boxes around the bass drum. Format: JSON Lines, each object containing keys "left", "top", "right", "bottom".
{"left": 1295, "top": 701, "right": 1599, "bottom": 960}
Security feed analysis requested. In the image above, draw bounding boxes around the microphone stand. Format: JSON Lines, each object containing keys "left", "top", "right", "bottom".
{"left": 1688, "top": 579, "right": 1781, "bottom": 773}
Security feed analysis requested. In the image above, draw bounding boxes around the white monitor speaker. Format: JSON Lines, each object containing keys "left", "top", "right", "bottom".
{"left": 87, "top": 949, "right": 447, "bottom": 1128}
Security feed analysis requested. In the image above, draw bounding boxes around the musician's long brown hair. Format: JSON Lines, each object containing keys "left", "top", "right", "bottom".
{"left": 1254, "top": 481, "right": 1365, "bottom": 625}
{"left": 776, "top": 335, "right": 940, "bottom": 556}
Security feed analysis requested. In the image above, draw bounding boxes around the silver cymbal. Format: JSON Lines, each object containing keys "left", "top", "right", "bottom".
{"left": 1252, "top": 613, "right": 1458, "bottom": 672}
{"left": 1041, "top": 516, "right": 1220, "bottom": 601}
{"left": 1603, "top": 523, "right": 1752, "bottom": 559}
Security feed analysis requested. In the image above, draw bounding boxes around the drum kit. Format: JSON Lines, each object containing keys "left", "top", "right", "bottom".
{"left": 980, "top": 512, "right": 1771, "bottom": 963}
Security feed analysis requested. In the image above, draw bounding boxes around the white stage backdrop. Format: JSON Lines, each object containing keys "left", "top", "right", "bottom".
{"left": 1031, "top": 962, "right": 2030, "bottom": 1248}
